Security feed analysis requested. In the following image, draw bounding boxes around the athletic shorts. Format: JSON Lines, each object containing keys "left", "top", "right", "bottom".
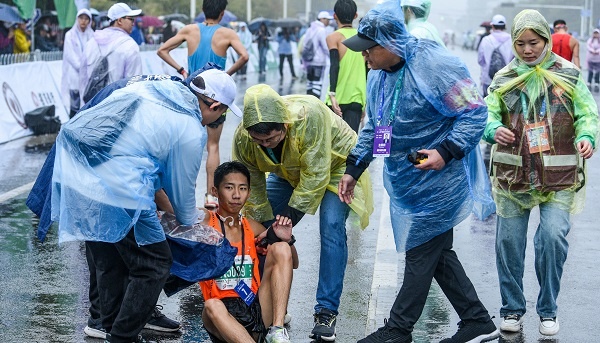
{"left": 205, "top": 297, "right": 265, "bottom": 342}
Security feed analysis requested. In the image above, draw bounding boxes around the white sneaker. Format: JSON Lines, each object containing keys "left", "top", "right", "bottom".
{"left": 265, "top": 326, "right": 291, "bottom": 343}
{"left": 84, "top": 325, "right": 107, "bottom": 339}
{"left": 539, "top": 317, "right": 559, "bottom": 336}
{"left": 284, "top": 313, "right": 292, "bottom": 325}
{"left": 500, "top": 314, "right": 524, "bottom": 332}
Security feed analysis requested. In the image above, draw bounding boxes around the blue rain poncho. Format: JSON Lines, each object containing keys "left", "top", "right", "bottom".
{"left": 350, "top": 1, "right": 494, "bottom": 251}
{"left": 51, "top": 80, "right": 207, "bottom": 245}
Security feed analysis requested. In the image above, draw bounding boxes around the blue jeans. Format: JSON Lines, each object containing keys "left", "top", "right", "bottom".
{"left": 263, "top": 174, "right": 350, "bottom": 314}
{"left": 496, "top": 200, "right": 571, "bottom": 318}
{"left": 259, "top": 46, "right": 268, "bottom": 73}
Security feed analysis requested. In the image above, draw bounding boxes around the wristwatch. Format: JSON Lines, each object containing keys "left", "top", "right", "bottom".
{"left": 287, "top": 234, "right": 296, "bottom": 246}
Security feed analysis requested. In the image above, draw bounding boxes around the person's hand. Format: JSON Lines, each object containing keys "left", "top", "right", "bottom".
{"left": 254, "top": 231, "right": 268, "bottom": 255}
{"left": 181, "top": 70, "right": 189, "bottom": 79}
{"left": 494, "top": 127, "right": 516, "bottom": 146}
{"left": 330, "top": 95, "right": 342, "bottom": 116}
{"left": 578, "top": 140, "right": 594, "bottom": 159}
{"left": 414, "top": 149, "right": 445, "bottom": 171}
{"left": 272, "top": 215, "right": 292, "bottom": 242}
{"left": 338, "top": 174, "right": 357, "bottom": 204}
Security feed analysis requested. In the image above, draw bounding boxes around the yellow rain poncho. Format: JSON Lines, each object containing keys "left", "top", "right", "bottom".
{"left": 483, "top": 9, "right": 599, "bottom": 216}
{"left": 233, "top": 85, "right": 373, "bottom": 228}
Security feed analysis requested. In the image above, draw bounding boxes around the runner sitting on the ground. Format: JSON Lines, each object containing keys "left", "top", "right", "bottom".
{"left": 199, "top": 161, "right": 299, "bottom": 343}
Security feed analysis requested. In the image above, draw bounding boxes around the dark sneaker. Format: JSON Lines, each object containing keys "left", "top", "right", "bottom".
{"left": 358, "top": 321, "right": 412, "bottom": 343}
{"left": 84, "top": 316, "right": 107, "bottom": 339}
{"left": 144, "top": 305, "right": 181, "bottom": 332}
{"left": 309, "top": 308, "right": 337, "bottom": 341}
{"left": 440, "top": 319, "right": 499, "bottom": 343}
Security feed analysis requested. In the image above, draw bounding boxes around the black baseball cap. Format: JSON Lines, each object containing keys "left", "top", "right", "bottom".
{"left": 343, "top": 32, "right": 378, "bottom": 51}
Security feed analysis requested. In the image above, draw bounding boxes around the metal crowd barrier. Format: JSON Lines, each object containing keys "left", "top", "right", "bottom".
{"left": 0, "top": 45, "right": 161, "bottom": 66}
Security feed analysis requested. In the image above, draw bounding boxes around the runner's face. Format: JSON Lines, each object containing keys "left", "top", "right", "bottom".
{"left": 248, "top": 129, "right": 286, "bottom": 149}
{"left": 213, "top": 172, "right": 249, "bottom": 214}
{"left": 514, "top": 29, "right": 546, "bottom": 63}
{"left": 198, "top": 95, "right": 227, "bottom": 125}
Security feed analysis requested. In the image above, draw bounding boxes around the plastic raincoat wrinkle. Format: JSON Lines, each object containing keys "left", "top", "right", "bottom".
{"left": 233, "top": 85, "right": 373, "bottom": 228}
{"left": 61, "top": 9, "right": 93, "bottom": 104}
{"left": 51, "top": 81, "right": 206, "bottom": 245}
{"left": 350, "top": 1, "right": 493, "bottom": 251}
{"left": 79, "top": 27, "right": 142, "bottom": 103}
{"left": 402, "top": 0, "right": 444, "bottom": 46}
{"left": 482, "top": 9, "right": 599, "bottom": 217}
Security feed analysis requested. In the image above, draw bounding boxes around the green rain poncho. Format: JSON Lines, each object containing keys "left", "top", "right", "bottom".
{"left": 233, "top": 85, "right": 374, "bottom": 228}
{"left": 483, "top": 9, "right": 599, "bottom": 216}
{"left": 401, "top": 0, "right": 445, "bottom": 46}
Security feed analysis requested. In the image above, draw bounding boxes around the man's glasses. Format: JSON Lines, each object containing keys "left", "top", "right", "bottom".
{"left": 124, "top": 17, "right": 135, "bottom": 22}
{"left": 199, "top": 96, "right": 216, "bottom": 108}
{"left": 365, "top": 45, "right": 381, "bottom": 55}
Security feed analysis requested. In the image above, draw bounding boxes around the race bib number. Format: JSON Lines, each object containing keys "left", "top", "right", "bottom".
{"left": 215, "top": 255, "right": 253, "bottom": 290}
{"left": 525, "top": 121, "right": 550, "bottom": 154}
{"left": 373, "top": 126, "right": 392, "bottom": 157}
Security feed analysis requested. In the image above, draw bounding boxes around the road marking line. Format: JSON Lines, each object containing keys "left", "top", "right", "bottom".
{"left": 365, "top": 192, "right": 399, "bottom": 334}
{"left": 0, "top": 182, "right": 35, "bottom": 203}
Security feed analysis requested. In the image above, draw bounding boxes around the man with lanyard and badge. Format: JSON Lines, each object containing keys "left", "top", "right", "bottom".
{"left": 199, "top": 161, "right": 299, "bottom": 343}
{"left": 338, "top": 2, "right": 499, "bottom": 343}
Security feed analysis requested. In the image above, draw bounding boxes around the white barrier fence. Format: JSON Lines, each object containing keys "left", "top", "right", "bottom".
{"left": 0, "top": 42, "right": 299, "bottom": 144}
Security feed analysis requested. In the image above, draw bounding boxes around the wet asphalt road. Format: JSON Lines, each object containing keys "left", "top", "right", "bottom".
{"left": 1, "top": 48, "right": 600, "bottom": 343}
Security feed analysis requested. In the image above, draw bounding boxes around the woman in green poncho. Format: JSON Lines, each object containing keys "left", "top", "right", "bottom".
{"left": 483, "top": 9, "right": 599, "bottom": 336}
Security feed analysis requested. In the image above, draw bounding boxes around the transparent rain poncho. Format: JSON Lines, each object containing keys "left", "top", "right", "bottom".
{"left": 401, "top": 0, "right": 445, "bottom": 46}
{"left": 233, "top": 84, "right": 374, "bottom": 228}
{"left": 52, "top": 80, "right": 207, "bottom": 244}
{"left": 482, "top": 9, "right": 599, "bottom": 217}
{"left": 350, "top": 1, "right": 494, "bottom": 251}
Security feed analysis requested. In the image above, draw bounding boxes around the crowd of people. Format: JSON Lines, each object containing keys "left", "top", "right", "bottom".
{"left": 20, "top": 0, "right": 600, "bottom": 342}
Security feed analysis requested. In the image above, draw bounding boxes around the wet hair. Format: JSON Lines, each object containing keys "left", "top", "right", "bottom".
{"left": 553, "top": 19, "right": 566, "bottom": 28}
{"left": 203, "top": 0, "right": 228, "bottom": 20}
{"left": 334, "top": 0, "right": 357, "bottom": 25}
{"left": 214, "top": 161, "right": 250, "bottom": 188}
{"left": 246, "top": 122, "right": 285, "bottom": 135}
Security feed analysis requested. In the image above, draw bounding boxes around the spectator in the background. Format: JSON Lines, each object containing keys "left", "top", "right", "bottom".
{"left": 35, "top": 24, "right": 59, "bottom": 52}
{"left": 62, "top": 9, "right": 93, "bottom": 118}
{"left": 130, "top": 17, "right": 145, "bottom": 45}
{"left": 237, "top": 22, "right": 252, "bottom": 79}
{"left": 301, "top": 11, "right": 332, "bottom": 98}
{"left": 478, "top": 14, "right": 513, "bottom": 97}
{"left": 13, "top": 21, "right": 30, "bottom": 54}
{"left": 401, "top": 0, "right": 444, "bottom": 46}
{"left": 0, "top": 21, "right": 15, "bottom": 54}
{"left": 586, "top": 28, "right": 600, "bottom": 92}
{"left": 255, "top": 22, "right": 272, "bottom": 75}
{"left": 277, "top": 28, "right": 297, "bottom": 79}
{"left": 551, "top": 19, "right": 580, "bottom": 68}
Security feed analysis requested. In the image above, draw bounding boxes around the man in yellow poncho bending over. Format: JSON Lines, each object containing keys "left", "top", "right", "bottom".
{"left": 232, "top": 84, "right": 373, "bottom": 342}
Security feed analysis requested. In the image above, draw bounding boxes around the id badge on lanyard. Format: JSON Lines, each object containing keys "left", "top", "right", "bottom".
{"left": 522, "top": 94, "right": 550, "bottom": 154}
{"left": 373, "top": 72, "right": 401, "bottom": 157}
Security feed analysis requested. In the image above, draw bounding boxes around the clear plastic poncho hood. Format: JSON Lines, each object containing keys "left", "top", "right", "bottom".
{"left": 52, "top": 81, "right": 206, "bottom": 244}
{"left": 353, "top": 1, "right": 495, "bottom": 252}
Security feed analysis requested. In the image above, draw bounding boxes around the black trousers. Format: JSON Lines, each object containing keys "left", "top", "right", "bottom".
{"left": 279, "top": 53, "right": 295, "bottom": 77}
{"left": 389, "top": 229, "right": 490, "bottom": 332}
{"left": 337, "top": 102, "right": 362, "bottom": 133}
{"left": 87, "top": 229, "right": 172, "bottom": 343}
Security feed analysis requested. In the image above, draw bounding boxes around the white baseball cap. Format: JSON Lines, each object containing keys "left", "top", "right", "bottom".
{"left": 107, "top": 3, "right": 142, "bottom": 21}
{"left": 317, "top": 11, "right": 333, "bottom": 20}
{"left": 491, "top": 14, "right": 506, "bottom": 26}
{"left": 189, "top": 69, "right": 242, "bottom": 117}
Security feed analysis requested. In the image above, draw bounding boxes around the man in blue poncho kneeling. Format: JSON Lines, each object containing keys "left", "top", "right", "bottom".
{"left": 338, "top": 2, "right": 499, "bottom": 343}
{"left": 51, "top": 69, "right": 240, "bottom": 343}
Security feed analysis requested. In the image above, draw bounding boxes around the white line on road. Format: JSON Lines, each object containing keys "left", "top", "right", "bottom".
{"left": 0, "top": 182, "right": 35, "bottom": 203}
{"left": 365, "top": 192, "right": 399, "bottom": 335}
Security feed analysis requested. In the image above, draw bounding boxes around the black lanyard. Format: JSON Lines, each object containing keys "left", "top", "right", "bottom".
{"left": 219, "top": 216, "right": 245, "bottom": 278}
